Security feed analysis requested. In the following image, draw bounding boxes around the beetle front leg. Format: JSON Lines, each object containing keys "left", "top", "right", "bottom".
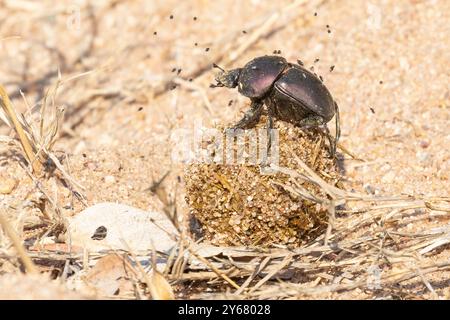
{"left": 231, "top": 101, "right": 263, "bottom": 129}
{"left": 322, "top": 124, "right": 336, "bottom": 158}
{"left": 266, "top": 109, "right": 274, "bottom": 154}
{"left": 260, "top": 109, "right": 275, "bottom": 169}
{"left": 334, "top": 101, "right": 341, "bottom": 153}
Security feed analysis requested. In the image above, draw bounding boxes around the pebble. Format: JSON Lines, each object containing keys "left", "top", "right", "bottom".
{"left": 103, "top": 175, "right": 116, "bottom": 185}
{"left": 419, "top": 140, "right": 430, "bottom": 148}
{"left": 0, "top": 178, "right": 18, "bottom": 194}
{"left": 381, "top": 171, "right": 396, "bottom": 184}
{"left": 416, "top": 151, "right": 430, "bottom": 163}
{"left": 363, "top": 183, "right": 376, "bottom": 195}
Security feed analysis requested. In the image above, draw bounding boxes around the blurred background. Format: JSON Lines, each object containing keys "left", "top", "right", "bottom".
{"left": 1, "top": 0, "right": 448, "bottom": 200}
{"left": 0, "top": 0, "right": 449, "bottom": 300}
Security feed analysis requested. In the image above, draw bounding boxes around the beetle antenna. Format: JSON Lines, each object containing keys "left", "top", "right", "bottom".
{"left": 212, "top": 63, "right": 225, "bottom": 71}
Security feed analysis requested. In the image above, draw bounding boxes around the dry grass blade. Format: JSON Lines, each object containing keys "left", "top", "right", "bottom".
{"left": 148, "top": 269, "right": 176, "bottom": 300}
{"left": 248, "top": 254, "right": 293, "bottom": 293}
{"left": 0, "top": 211, "right": 38, "bottom": 274}
{"left": 234, "top": 256, "right": 271, "bottom": 295}
{"left": 0, "top": 85, "right": 42, "bottom": 173}
{"left": 119, "top": 239, "right": 174, "bottom": 300}
{"left": 186, "top": 244, "right": 241, "bottom": 291}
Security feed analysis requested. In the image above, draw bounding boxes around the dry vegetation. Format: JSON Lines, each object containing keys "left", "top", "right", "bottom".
{"left": 0, "top": 0, "right": 449, "bottom": 300}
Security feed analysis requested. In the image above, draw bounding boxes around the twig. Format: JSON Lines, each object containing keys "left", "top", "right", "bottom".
{"left": 234, "top": 256, "right": 271, "bottom": 295}
{"left": 249, "top": 254, "right": 292, "bottom": 293}
{"left": 187, "top": 246, "right": 241, "bottom": 290}
{"left": 0, "top": 212, "right": 38, "bottom": 274}
{"left": 0, "top": 85, "right": 41, "bottom": 173}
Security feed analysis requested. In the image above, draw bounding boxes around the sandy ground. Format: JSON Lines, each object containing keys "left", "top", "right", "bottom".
{"left": 0, "top": 0, "right": 449, "bottom": 299}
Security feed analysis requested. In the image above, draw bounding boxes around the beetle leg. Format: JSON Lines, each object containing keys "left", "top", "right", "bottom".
{"left": 231, "top": 101, "right": 263, "bottom": 129}
{"left": 298, "top": 115, "right": 336, "bottom": 157}
{"left": 258, "top": 108, "right": 275, "bottom": 168}
{"left": 258, "top": 110, "right": 276, "bottom": 168}
{"left": 334, "top": 101, "right": 341, "bottom": 154}
{"left": 266, "top": 113, "right": 274, "bottom": 154}
{"left": 322, "top": 124, "right": 336, "bottom": 158}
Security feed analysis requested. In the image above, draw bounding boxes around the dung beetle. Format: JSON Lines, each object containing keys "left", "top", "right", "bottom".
{"left": 211, "top": 55, "right": 340, "bottom": 157}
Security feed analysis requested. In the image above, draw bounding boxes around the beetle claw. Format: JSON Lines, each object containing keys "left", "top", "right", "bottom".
{"left": 210, "top": 83, "right": 223, "bottom": 88}
{"left": 212, "top": 63, "right": 225, "bottom": 71}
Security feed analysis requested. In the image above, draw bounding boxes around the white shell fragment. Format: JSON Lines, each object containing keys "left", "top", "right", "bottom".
{"left": 68, "top": 202, "right": 178, "bottom": 252}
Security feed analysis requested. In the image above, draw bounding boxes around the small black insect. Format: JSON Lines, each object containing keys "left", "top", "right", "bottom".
{"left": 211, "top": 55, "right": 340, "bottom": 156}
{"left": 369, "top": 107, "right": 375, "bottom": 114}
{"left": 314, "top": 12, "right": 318, "bottom": 16}
{"left": 242, "top": 30, "right": 247, "bottom": 34}
{"left": 379, "top": 80, "right": 383, "bottom": 84}
{"left": 297, "top": 59, "right": 304, "bottom": 66}
{"left": 177, "top": 68, "right": 182, "bottom": 75}
{"left": 138, "top": 106, "right": 143, "bottom": 111}
{"left": 228, "top": 100, "right": 234, "bottom": 106}
{"left": 171, "top": 68, "right": 177, "bottom": 73}
{"left": 189, "top": 78, "right": 193, "bottom": 82}
{"left": 314, "top": 58, "right": 320, "bottom": 63}
{"left": 194, "top": 42, "right": 198, "bottom": 46}
{"left": 330, "top": 65, "right": 335, "bottom": 72}
{"left": 193, "top": 16, "right": 198, "bottom": 21}
{"left": 205, "top": 47, "right": 210, "bottom": 52}
{"left": 169, "top": 15, "right": 174, "bottom": 19}
{"left": 153, "top": 31, "right": 157, "bottom": 35}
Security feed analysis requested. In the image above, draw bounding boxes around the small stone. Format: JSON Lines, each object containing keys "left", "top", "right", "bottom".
{"left": 363, "top": 183, "right": 376, "bottom": 195}
{"left": 0, "top": 178, "right": 18, "bottom": 194}
{"left": 418, "top": 140, "right": 430, "bottom": 148}
{"left": 416, "top": 151, "right": 429, "bottom": 163}
{"left": 104, "top": 175, "right": 116, "bottom": 185}
{"left": 381, "top": 171, "right": 395, "bottom": 184}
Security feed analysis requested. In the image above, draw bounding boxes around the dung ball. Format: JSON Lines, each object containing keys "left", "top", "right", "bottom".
{"left": 184, "top": 116, "right": 340, "bottom": 247}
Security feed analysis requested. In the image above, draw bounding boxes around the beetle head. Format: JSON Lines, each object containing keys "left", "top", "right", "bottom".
{"left": 211, "top": 64, "right": 241, "bottom": 88}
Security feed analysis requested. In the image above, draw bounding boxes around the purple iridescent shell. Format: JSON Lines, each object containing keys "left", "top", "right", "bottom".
{"left": 238, "top": 55, "right": 287, "bottom": 98}
{"left": 274, "top": 65, "right": 335, "bottom": 122}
